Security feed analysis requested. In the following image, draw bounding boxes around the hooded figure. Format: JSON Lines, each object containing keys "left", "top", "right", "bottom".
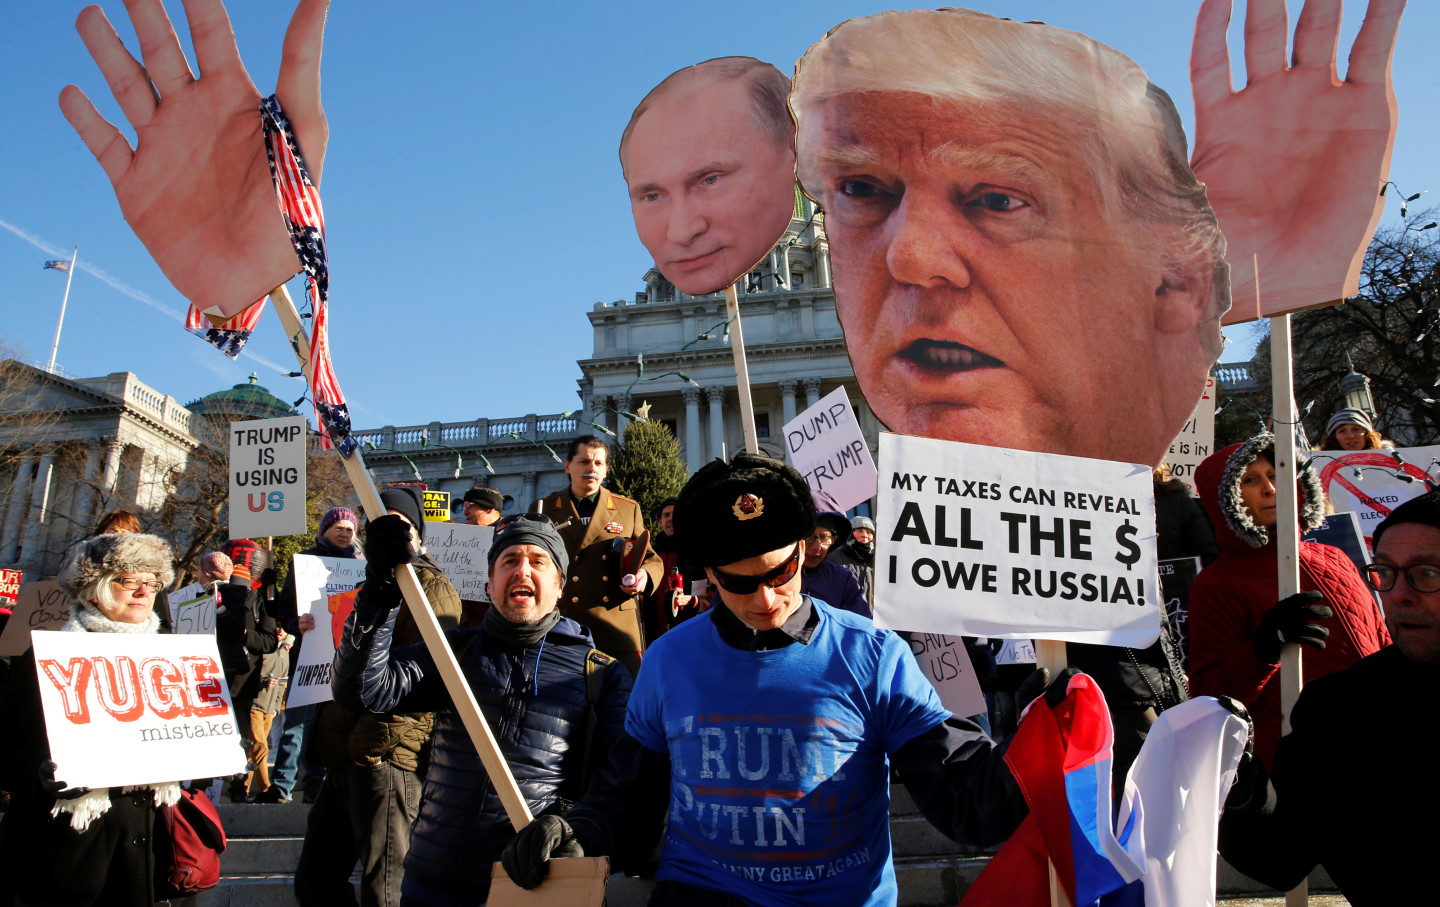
{"left": 1188, "top": 434, "right": 1389, "bottom": 767}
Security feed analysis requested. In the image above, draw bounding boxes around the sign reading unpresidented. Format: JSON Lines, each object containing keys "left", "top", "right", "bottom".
{"left": 1313, "top": 445, "right": 1440, "bottom": 547}
{"left": 0, "top": 580, "right": 68, "bottom": 657}
{"left": 783, "top": 387, "right": 880, "bottom": 513}
{"left": 0, "top": 568, "right": 21, "bottom": 605}
{"left": 1165, "top": 376, "right": 1215, "bottom": 494}
{"left": 285, "top": 554, "right": 367, "bottom": 708}
{"left": 229, "top": 415, "right": 308, "bottom": 539}
{"left": 424, "top": 523, "right": 494, "bottom": 602}
{"left": 874, "top": 434, "right": 1160, "bottom": 647}
{"left": 31, "top": 631, "right": 246, "bottom": 789}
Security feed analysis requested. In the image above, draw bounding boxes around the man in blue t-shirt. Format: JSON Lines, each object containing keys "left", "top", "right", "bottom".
{"left": 502, "top": 452, "right": 1042, "bottom": 905}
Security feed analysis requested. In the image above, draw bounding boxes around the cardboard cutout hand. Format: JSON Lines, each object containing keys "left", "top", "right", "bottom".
{"left": 1191, "top": 0, "right": 1405, "bottom": 321}
{"left": 59, "top": 0, "right": 330, "bottom": 319}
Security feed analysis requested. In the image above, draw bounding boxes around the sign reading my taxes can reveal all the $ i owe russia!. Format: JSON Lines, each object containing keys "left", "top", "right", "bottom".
{"left": 874, "top": 434, "right": 1160, "bottom": 647}
{"left": 230, "top": 415, "right": 308, "bottom": 538}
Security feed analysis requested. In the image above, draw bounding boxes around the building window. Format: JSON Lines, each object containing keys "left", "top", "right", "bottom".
{"left": 660, "top": 419, "right": 678, "bottom": 437}
{"left": 791, "top": 270, "right": 804, "bottom": 287}
{"left": 755, "top": 413, "right": 771, "bottom": 439}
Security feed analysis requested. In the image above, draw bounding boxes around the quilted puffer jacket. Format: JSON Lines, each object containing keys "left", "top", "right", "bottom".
{"left": 332, "top": 587, "right": 632, "bottom": 902}
{"left": 1189, "top": 434, "right": 1389, "bottom": 768}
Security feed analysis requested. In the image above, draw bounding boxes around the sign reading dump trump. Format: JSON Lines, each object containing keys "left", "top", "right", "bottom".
{"left": 229, "top": 415, "right": 308, "bottom": 539}
{"left": 874, "top": 434, "right": 1160, "bottom": 647}
{"left": 31, "top": 631, "right": 245, "bottom": 790}
{"left": 285, "top": 554, "right": 367, "bottom": 709}
{"left": 783, "top": 387, "right": 879, "bottom": 513}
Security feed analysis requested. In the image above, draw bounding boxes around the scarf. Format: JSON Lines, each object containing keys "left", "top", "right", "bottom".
{"left": 483, "top": 606, "right": 561, "bottom": 649}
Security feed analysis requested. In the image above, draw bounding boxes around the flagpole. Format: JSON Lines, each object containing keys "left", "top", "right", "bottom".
{"left": 46, "top": 244, "right": 79, "bottom": 374}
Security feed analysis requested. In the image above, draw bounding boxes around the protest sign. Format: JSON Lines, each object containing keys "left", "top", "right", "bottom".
{"left": 285, "top": 554, "right": 366, "bottom": 708}
{"left": 899, "top": 631, "right": 986, "bottom": 720}
{"left": 423, "top": 490, "right": 451, "bottom": 522}
{"left": 1158, "top": 556, "right": 1201, "bottom": 666}
{"left": 783, "top": 387, "right": 879, "bottom": 513}
{"left": 0, "top": 580, "right": 68, "bottom": 657}
{"left": 425, "top": 522, "right": 494, "bottom": 602}
{"left": 1165, "top": 376, "right": 1215, "bottom": 494}
{"left": 0, "top": 568, "right": 21, "bottom": 605}
{"left": 874, "top": 434, "right": 1160, "bottom": 646}
{"left": 1313, "top": 445, "right": 1440, "bottom": 547}
{"left": 1304, "top": 511, "right": 1373, "bottom": 579}
{"left": 996, "top": 639, "right": 1036, "bottom": 666}
{"left": 168, "top": 581, "right": 218, "bottom": 637}
{"left": 31, "top": 631, "right": 245, "bottom": 789}
{"left": 229, "top": 414, "right": 308, "bottom": 539}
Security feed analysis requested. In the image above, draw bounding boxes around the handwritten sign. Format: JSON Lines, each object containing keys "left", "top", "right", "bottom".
{"left": 1166, "top": 376, "right": 1215, "bottom": 494}
{"left": 874, "top": 434, "right": 1160, "bottom": 647}
{"left": 424, "top": 522, "right": 494, "bottom": 602}
{"left": 229, "top": 415, "right": 308, "bottom": 538}
{"left": 0, "top": 568, "right": 21, "bottom": 604}
{"left": 423, "top": 490, "right": 451, "bottom": 522}
{"left": 285, "top": 554, "right": 366, "bottom": 708}
{"left": 0, "top": 580, "right": 68, "bottom": 656}
{"left": 783, "top": 387, "right": 879, "bottom": 513}
{"left": 899, "top": 631, "right": 986, "bottom": 719}
{"left": 996, "top": 639, "right": 1036, "bottom": 666}
{"left": 1158, "top": 557, "right": 1202, "bottom": 667}
{"left": 32, "top": 631, "right": 246, "bottom": 789}
{"left": 1313, "top": 445, "right": 1440, "bottom": 547}
{"left": 172, "top": 584, "right": 218, "bottom": 637}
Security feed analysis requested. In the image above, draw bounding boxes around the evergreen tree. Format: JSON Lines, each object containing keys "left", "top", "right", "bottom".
{"left": 609, "top": 415, "right": 688, "bottom": 526}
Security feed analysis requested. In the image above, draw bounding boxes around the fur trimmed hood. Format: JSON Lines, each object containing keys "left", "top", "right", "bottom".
{"left": 58, "top": 532, "right": 175, "bottom": 599}
{"left": 1194, "top": 433, "right": 1326, "bottom": 551}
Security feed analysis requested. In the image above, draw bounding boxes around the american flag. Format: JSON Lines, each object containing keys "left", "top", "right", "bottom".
{"left": 185, "top": 298, "right": 267, "bottom": 359}
{"left": 43, "top": 260, "right": 69, "bottom": 271}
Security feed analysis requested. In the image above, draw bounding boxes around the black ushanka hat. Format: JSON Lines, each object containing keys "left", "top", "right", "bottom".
{"left": 675, "top": 451, "right": 817, "bottom": 568}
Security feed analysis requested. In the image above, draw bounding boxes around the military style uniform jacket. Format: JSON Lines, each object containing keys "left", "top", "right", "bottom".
{"left": 540, "top": 487, "right": 663, "bottom": 674}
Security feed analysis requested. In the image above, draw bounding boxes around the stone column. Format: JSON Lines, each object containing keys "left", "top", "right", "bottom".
{"left": 17, "top": 450, "right": 56, "bottom": 569}
{"left": 591, "top": 396, "right": 610, "bottom": 433}
{"left": 615, "top": 394, "right": 633, "bottom": 446}
{"left": 73, "top": 442, "right": 103, "bottom": 534}
{"left": 683, "top": 387, "right": 703, "bottom": 473}
{"left": 706, "top": 386, "right": 727, "bottom": 461}
{"left": 779, "top": 379, "right": 799, "bottom": 426}
{"left": 817, "top": 242, "right": 832, "bottom": 288}
{"left": 0, "top": 451, "right": 37, "bottom": 563}
{"left": 803, "top": 377, "right": 823, "bottom": 409}
{"left": 522, "top": 471, "right": 539, "bottom": 512}
{"left": 100, "top": 439, "right": 125, "bottom": 501}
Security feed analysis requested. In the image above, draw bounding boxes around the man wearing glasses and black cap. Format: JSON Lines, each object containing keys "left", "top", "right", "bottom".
{"left": 504, "top": 452, "right": 1040, "bottom": 904}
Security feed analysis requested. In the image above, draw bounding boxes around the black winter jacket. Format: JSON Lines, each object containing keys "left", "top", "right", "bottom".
{"left": 216, "top": 581, "right": 277, "bottom": 702}
{"left": 332, "top": 588, "right": 632, "bottom": 902}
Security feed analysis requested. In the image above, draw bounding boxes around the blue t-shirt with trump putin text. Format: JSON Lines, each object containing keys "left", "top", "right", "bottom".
{"left": 626, "top": 598, "right": 951, "bottom": 906}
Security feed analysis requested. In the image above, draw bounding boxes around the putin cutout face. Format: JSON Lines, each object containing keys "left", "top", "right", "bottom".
{"left": 625, "top": 72, "right": 796, "bottom": 297}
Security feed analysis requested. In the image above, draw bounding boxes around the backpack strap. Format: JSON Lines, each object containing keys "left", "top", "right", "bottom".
{"left": 581, "top": 648, "right": 614, "bottom": 786}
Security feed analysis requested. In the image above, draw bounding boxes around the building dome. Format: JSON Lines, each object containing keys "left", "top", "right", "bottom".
{"left": 186, "top": 373, "right": 299, "bottom": 421}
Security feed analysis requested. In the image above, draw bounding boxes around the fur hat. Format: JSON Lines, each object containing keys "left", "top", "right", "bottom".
{"left": 59, "top": 533, "right": 175, "bottom": 599}
{"left": 675, "top": 452, "right": 817, "bottom": 568}
{"left": 1216, "top": 433, "right": 1326, "bottom": 548}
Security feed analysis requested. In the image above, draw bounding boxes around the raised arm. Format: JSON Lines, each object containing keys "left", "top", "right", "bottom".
{"left": 59, "top": 0, "right": 330, "bottom": 318}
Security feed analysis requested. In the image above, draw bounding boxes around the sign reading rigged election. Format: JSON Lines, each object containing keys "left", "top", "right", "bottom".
{"left": 783, "top": 387, "right": 879, "bottom": 513}
{"left": 286, "top": 553, "right": 366, "bottom": 708}
{"left": 32, "top": 631, "right": 245, "bottom": 789}
{"left": 424, "top": 522, "right": 494, "bottom": 602}
{"left": 875, "top": 434, "right": 1159, "bottom": 646}
{"left": 229, "top": 415, "right": 307, "bottom": 538}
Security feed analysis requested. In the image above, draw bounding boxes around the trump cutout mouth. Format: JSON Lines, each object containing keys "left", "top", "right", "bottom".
{"left": 899, "top": 340, "right": 1004, "bottom": 373}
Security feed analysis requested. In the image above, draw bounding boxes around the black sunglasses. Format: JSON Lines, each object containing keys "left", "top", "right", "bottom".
{"left": 710, "top": 544, "right": 803, "bottom": 595}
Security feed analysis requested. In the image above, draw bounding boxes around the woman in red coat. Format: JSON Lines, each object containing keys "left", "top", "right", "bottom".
{"left": 1189, "top": 433, "right": 1389, "bottom": 768}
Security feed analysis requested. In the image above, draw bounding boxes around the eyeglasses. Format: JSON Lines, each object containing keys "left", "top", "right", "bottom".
{"left": 1364, "top": 563, "right": 1440, "bottom": 593}
{"left": 710, "top": 544, "right": 802, "bottom": 595}
{"left": 808, "top": 532, "right": 835, "bottom": 546}
{"left": 111, "top": 577, "right": 164, "bottom": 593}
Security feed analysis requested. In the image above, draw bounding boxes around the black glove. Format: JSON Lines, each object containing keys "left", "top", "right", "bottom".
{"left": 1215, "top": 696, "right": 1259, "bottom": 808}
{"left": 1016, "top": 665, "right": 1080, "bottom": 714}
{"left": 501, "top": 814, "right": 584, "bottom": 890}
{"left": 259, "top": 567, "right": 279, "bottom": 588}
{"left": 363, "top": 514, "right": 419, "bottom": 584}
{"left": 1253, "top": 591, "right": 1331, "bottom": 663}
{"left": 39, "top": 760, "right": 91, "bottom": 800}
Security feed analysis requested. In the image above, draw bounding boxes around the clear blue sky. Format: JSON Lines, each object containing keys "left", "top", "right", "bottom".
{"left": 3, "top": 1, "right": 1436, "bottom": 429}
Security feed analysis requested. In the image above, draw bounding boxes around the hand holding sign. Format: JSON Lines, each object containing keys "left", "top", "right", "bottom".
{"left": 1191, "top": 0, "right": 1405, "bottom": 320}
{"left": 59, "top": 0, "right": 329, "bottom": 319}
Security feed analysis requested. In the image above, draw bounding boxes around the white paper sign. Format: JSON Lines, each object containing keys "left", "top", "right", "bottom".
{"left": 783, "top": 387, "right": 880, "bottom": 513}
{"left": 285, "top": 554, "right": 367, "bottom": 708}
{"left": 229, "top": 415, "right": 308, "bottom": 539}
{"left": 31, "top": 632, "right": 246, "bottom": 789}
{"left": 995, "top": 639, "right": 1036, "bottom": 666}
{"left": 1312, "top": 444, "right": 1440, "bottom": 546}
{"left": 900, "top": 631, "right": 986, "bottom": 719}
{"left": 168, "top": 581, "right": 217, "bottom": 636}
{"left": 874, "top": 434, "right": 1160, "bottom": 646}
{"left": 424, "top": 523, "right": 495, "bottom": 601}
{"left": 1165, "top": 376, "right": 1215, "bottom": 494}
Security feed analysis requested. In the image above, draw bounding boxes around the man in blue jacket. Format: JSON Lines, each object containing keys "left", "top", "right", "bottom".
{"left": 332, "top": 511, "right": 631, "bottom": 906}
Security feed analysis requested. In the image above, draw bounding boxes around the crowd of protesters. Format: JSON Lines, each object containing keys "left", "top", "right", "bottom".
{"left": 0, "top": 405, "right": 1434, "bottom": 904}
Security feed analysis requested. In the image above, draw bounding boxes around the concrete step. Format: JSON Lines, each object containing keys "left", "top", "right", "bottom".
{"left": 218, "top": 802, "right": 310, "bottom": 838}
{"left": 219, "top": 836, "right": 303, "bottom": 875}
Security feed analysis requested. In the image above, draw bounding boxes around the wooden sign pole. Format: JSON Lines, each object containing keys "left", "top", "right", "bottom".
{"left": 270, "top": 287, "right": 606, "bottom": 902}
{"left": 1268, "top": 312, "right": 1308, "bottom": 907}
{"left": 1034, "top": 639, "right": 1073, "bottom": 907}
{"left": 724, "top": 283, "right": 760, "bottom": 454}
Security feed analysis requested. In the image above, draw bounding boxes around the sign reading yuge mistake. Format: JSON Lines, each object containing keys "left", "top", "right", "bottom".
{"left": 874, "top": 434, "right": 1159, "bottom": 647}
{"left": 229, "top": 415, "right": 307, "bottom": 538}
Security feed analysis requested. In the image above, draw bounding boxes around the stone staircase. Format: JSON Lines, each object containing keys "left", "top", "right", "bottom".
{"left": 200, "top": 786, "right": 1341, "bottom": 905}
